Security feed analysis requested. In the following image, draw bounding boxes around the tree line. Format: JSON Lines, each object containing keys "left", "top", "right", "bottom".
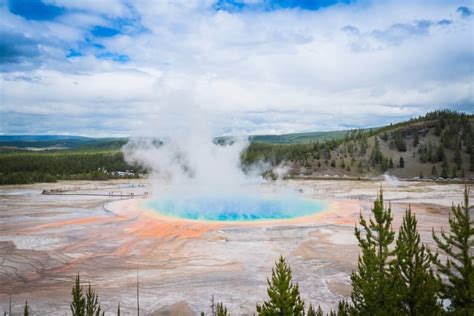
{"left": 0, "top": 151, "right": 141, "bottom": 185}
{"left": 243, "top": 110, "right": 474, "bottom": 177}
{"left": 6, "top": 186, "right": 472, "bottom": 315}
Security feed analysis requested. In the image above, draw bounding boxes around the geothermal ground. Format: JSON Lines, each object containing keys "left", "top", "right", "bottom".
{"left": 0, "top": 179, "right": 465, "bottom": 315}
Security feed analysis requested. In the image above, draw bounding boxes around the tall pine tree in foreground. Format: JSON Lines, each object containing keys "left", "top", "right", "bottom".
{"left": 71, "top": 273, "right": 85, "bottom": 316}
{"left": 307, "top": 304, "right": 323, "bottom": 316}
{"left": 392, "top": 207, "right": 441, "bottom": 315}
{"left": 432, "top": 185, "right": 473, "bottom": 315}
{"left": 85, "top": 283, "right": 104, "bottom": 316}
{"left": 350, "top": 188, "right": 397, "bottom": 315}
{"left": 216, "top": 302, "right": 229, "bottom": 316}
{"left": 70, "top": 273, "right": 104, "bottom": 316}
{"left": 256, "top": 256, "right": 304, "bottom": 315}
{"left": 328, "top": 300, "right": 351, "bottom": 316}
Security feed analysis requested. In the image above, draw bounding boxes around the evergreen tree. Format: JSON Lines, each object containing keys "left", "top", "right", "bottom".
{"left": 437, "top": 146, "right": 445, "bottom": 163}
{"left": 454, "top": 147, "right": 463, "bottom": 170}
{"left": 329, "top": 300, "right": 351, "bottom": 316}
{"left": 316, "top": 305, "right": 323, "bottom": 316}
{"left": 399, "top": 157, "right": 405, "bottom": 168}
{"left": 71, "top": 273, "right": 85, "bottom": 316}
{"left": 350, "top": 189, "right": 397, "bottom": 315}
{"left": 256, "top": 256, "right": 304, "bottom": 315}
{"left": 470, "top": 147, "right": 474, "bottom": 172}
{"left": 307, "top": 304, "right": 322, "bottom": 316}
{"left": 413, "top": 133, "right": 419, "bottom": 147}
{"left": 441, "top": 160, "right": 449, "bottom": 178}
{"left": 23, "top": 300, "right": 29, "bottom": 316}
{"left": 216, "top": 302, "right": 229, "bottom": 316}
{"left": 392, "top": 207, "right": 441, "bottom": 315}
{"left": 307, "top": 304, "right": 315, "bottom": 316}
{"left": 85, "top": 283, "right": 104, "bottom": 316}
{"left": 432, "top": 186, "right": 473, "bottom": 315}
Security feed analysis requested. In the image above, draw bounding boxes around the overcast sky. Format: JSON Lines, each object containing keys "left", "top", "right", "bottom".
{"left": 0, "top": 0, "right": 473, "bottom": 137}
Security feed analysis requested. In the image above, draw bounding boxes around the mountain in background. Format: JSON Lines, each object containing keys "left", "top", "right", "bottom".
{"left": 244, "top": 110, "right": 474, "bottom": 179}
{"left": 1, "top": 110, "right": 473, "bottom": 184}
{"left": 0, "top": 129, "right": 368, "bottom": 150}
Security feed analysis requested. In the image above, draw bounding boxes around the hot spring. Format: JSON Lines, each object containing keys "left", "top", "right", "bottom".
{"left": 145, "top": 195, "right": 328, "bottom": 222}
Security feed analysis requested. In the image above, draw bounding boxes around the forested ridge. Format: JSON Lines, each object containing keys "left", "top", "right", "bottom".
{"left": 1, "top": 110, "right": 473, "bottom": 185}
{"left": 243, "top": 110, "right": 474, "bottom": 179}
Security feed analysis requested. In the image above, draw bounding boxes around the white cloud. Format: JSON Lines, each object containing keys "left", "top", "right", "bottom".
{"left": 0, "top": 0, "right": 473, "bottom": 136}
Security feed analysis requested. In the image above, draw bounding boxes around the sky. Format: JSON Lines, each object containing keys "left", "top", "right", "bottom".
{"left": 0, "top": 0, "right": 473, "bottom": 137}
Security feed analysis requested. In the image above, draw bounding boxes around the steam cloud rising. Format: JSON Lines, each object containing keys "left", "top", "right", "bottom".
{"left": 121, "top": 93, "right": 324, "bottom": 221}
{"left": 122, "top": 99, "right": 259, "bottom": 198}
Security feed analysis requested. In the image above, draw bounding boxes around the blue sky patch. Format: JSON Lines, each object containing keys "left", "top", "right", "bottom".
{"left": 214, "top": 0, "right": 352, "bottom": 12}
{"left": 457, "top": 6, "right": 472, "bottom": 18}
{"left": 91, "top": 26, "right": 121, "bottom": 38}
{"left": 8, "top": 0, "right": 64, "bottom": 20}
{"left": 66, "top": 49, "right": 82, "bottom": 58}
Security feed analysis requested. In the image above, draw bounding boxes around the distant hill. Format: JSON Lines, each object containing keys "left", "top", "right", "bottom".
{"left": 0, "top": 136, "right": 127, "bottom": 151}
{"left": 249, "top": 130, "right": 357, "bottom": 144}
{"left": 0, "top": 135, "right": 89, "bottom": 141}
{"left": 0, "top": 129, "right": 363, "bottom": 151}
{"left": 244, "top": 110, "right": 474, "bottom": 179}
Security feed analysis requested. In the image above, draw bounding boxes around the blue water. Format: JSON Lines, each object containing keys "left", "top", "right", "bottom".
{"left": 145, "top": 195, "right": 327, "bottom": 221}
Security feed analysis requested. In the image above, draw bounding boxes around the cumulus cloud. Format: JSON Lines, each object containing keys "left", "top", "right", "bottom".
{"left": 0, "top": 0, "right": 472, "bottom": 136}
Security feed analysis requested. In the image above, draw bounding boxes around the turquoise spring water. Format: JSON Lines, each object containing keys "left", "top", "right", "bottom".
{"left": 145, "top": 195, "right": 327, "bottom": 221}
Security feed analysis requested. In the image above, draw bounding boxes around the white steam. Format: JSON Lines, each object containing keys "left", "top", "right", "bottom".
{"left": 383, "top": 173, "right": 406, "bottom": 187}
{"left": 122, "top": 96, "right": 263, "bottom": 198}
{"left": 120, "top": 87, "right": 322, "bottom": 221}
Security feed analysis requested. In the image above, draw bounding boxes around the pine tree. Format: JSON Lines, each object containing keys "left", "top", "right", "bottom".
{"left": 413, "top": 133, "right": 419, "bottom": 147}
{"left": 329, "top": 300, "right": 351, "bottom": 316}
{"left": 392, "top": 207, "right": 441, "bottom": 315}
{"left": 216, "top": 302, "right": 229, "bottom": 316}
{"left": 71, "top": 273, "right": 85, "bottom": 316}
{"left": 350, "top": 189, "right": 397, "bottom": 315}
{"left": 316, "top": 305, "right": 324, "bottom": 316}
{"left": 307, "top": 304, "right": 323, "bottom": 316}
{"left": 23, "top": 300, "right": 29, "bottom": 316}
{"left": 437, "top": 146, "right": 445, "bottom": 163}
{"left": 256, "top": 256, "right": 304, "bottom": 315}
{"left": 454, "top": 146, "right": 463, "bottom": 170}
{"left": 441, "top": 160, "right": 449, "bottom": 178}
{"left": 470, "top": 147, "right": 474, "bottom": 172}
{"left": 85, "top": 283, "right": 104, "bottom": 316}
{"left": 432, "top": 186, "right": 473, "bottom": 314}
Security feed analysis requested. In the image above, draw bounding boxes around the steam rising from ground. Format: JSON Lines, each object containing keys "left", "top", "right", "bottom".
{"left": 122, "top": 101, "right": 259, "bottom": 198}
{"left": 383, "top": 173, "right": 406, "bottom": 187}
{"left": 122, "top": 97, "right": 324, "bottom": 221}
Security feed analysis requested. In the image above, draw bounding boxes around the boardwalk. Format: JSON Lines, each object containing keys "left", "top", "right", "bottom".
{"left": 42, "top": 188, "right": 150, "bottom": 198}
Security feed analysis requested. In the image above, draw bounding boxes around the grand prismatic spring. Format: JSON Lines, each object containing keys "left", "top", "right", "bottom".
{"left": 145, "top": 195, "right": 328, "bottom": 221}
